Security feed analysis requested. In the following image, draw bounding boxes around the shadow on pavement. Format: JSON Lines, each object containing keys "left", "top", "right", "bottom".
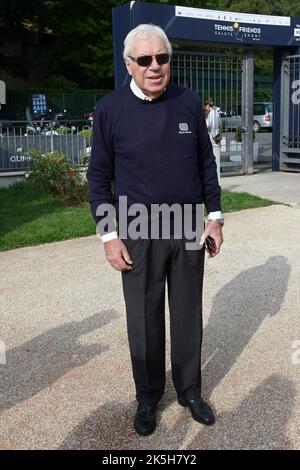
{"left": 58, "top": 374, "right": 295, "bottom": 450}
{"left": 58, "top": 396, "right": 190, "bottom": 450}
{"left": 188, "top": 375, "right": 296, "bottom": 450}
{"left": 58, "top": 256, "right": 292, "bottom": 449}
{"left": 202, "top": 256, "right": 290, "bottom": 398}
{"left": 0, "top": 310, "right": 119, "bottom": 412}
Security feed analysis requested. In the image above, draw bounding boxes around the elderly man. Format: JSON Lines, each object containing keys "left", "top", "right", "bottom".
{"left": 87, "top": 24, "right": 223, "bottom": 436}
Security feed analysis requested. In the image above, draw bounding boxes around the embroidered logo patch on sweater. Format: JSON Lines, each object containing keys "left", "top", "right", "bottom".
{"left": 179, "top": 123, "right": 192, "bottom": 134}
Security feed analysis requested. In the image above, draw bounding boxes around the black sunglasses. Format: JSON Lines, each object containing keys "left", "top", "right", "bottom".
{"left": 128, "top": 53, "right": 170, "bottom": 67}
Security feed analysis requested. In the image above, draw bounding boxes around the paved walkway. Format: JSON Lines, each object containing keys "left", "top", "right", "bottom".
{"left": 221, "top": 170, "right": 300, "bottom": 206}
{"left": 1, "top": 198, "right": 300, "bottom": 449}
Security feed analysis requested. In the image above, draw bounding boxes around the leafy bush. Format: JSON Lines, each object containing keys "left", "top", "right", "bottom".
{"left": 56, "top": 125, "right": 71, "bottom": 135}
{"left": 235, "top": 127, "right": 256, "bottom": 142}
{"left": 77, "top": 128, "right": 92, "bottom": 143}
{"left": 80, "top": 155, "right": 90, "bottom": 166}
{"left": 27, "top": 149, "right": 88, "bottom": 206}
{"left": 43, "top": 75, "right": 81, "bottom": 93}
{"left": 235, "top": 127, "right": 242, "bottom": 142}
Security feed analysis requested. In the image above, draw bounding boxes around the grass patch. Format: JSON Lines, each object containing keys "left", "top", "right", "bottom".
{"left": 0, "top": 181, "right": 95, "bottom": 251}
{"left": 0, "top": 182, "right": 277, "bottom": 251}
{"left": 221, "top": 189, "right": 276, "bottom": 213}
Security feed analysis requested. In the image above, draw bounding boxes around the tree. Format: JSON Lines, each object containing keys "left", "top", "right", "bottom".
{"left": 0, "top": 0, "right": 124, "bottom": 89}
{"left": 1, "top": 0, "right": 300, "bottom": 90}
{"left": 0, "top": 0, "right": 54, "bottom": 85}
{"left": 44, "top": 0, "right": 125, "bottom": 88}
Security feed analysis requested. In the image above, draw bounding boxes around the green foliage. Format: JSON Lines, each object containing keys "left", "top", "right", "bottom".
{"left": 43, "top": 75, "right": 81, "bottom": 93}
{"left": 43, "top": 0, "right": 126, "bottom": 88}
{"left": 254, "top": 88, "right": 273, "bottom": 102}
{"left": 235, "top": 126, "right": 256, "bottom": 141}
{"left": 221, "top": 189, "right": 275, "bottom": 213}
{"left": 77, "top": 128, "right": 92, "bottom": 143}
{"left": 2, "top": 0, "right": 300, "bottom": 90}
{"left": 235, "top": 127, "right": 242, "bottom": 142}
{"left": 27, "top": 149, "right": 88, "bottom": 206}
{"left": 1, "top": 88, "right": 107, "bottom": 121}
{"left": 80, "top": 155, "right": 90, "bottom": 166}
{"left": 56, "top": 125, "right": 71, "bottom": 135}
{"left": 0, "top": 180, "right": 94, "bottom": 251}
{"left": 0, "top": 181, "right": 275, "bottom": 251}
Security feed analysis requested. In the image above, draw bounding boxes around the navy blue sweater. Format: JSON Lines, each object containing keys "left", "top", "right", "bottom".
{"left": 87, "top": 83, "right": 221, "bottom": 224}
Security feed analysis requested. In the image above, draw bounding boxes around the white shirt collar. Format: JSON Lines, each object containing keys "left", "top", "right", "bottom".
{"left": 130, "top": 79, "right": 153, "bottom": 101}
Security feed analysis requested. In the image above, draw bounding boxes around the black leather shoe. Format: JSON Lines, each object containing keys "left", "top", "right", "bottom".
{"left": 178, "top": 397, "right": 215, "bottom": 425}
{"left": 134, "top": 404, "right": 156, "bottom": 436}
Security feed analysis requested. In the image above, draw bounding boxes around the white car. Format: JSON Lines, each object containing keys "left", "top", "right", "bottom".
{"left": 220, "top": 102, "right": 273, "bottom": 132}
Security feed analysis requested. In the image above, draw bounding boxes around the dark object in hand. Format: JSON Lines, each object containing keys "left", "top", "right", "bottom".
{"left": 205, "top": 235, "right": 217, "bottom": 256}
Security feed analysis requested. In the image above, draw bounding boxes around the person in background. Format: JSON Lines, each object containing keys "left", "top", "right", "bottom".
{"left": 205, "top": 98, "right": 221, "bottom": 182}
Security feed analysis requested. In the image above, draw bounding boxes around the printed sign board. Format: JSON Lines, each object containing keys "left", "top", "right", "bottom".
{"left": 32, "top": 94, "right": 47, "bottom": 115}
{"left": 174, "top": 6, "right": 294, "bottom": 46}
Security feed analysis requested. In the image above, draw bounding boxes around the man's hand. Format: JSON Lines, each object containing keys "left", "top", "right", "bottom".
{"left": 200, "top": 220, "right": 224, "bottom": 258}
{"left": 104, "top": 238, "right": 133, "bottom": 271}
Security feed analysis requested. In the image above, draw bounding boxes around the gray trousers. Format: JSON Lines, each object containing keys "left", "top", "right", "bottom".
{"left": 121, "top": 237, "right": 205, "bottom": 406}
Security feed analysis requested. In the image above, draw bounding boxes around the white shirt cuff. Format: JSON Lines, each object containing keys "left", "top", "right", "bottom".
{"left": 98, "top": 231, "right": 118, "bottom": 243}
{"left": 208, "top": 211, "right": 223, "bottom": 220}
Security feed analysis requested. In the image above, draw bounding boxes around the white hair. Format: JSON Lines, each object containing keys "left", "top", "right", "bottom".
{"left": 123, "top": 24, "right": 172, "bottom": 60}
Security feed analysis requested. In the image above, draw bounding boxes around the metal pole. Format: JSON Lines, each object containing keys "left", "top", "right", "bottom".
{"left": 242, "top": 49, "right": 254, "bottom": 174}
